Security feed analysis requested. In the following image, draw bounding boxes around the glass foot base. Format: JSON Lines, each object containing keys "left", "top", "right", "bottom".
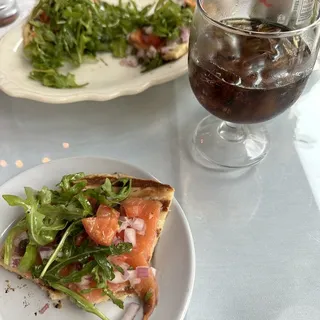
{"left": 0, "top": 2, "right": 19, "bottom": 27}
{"left": 192, "top": 115, "right": 270, "bottom": 169}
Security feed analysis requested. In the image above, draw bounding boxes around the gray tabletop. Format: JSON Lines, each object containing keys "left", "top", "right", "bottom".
{"left": 1, "top": 2, "right": 320, "bottom": 320}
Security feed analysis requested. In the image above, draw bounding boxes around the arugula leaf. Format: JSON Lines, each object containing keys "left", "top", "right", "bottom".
{"left": 48, "top": 282, "right": 110, "bottom": 320}
{"left": 3, "top": 188, "right": 57, "bottom": 246}
{"left": 3, "top": 218, "right": 27, "bottom": 265}
{"left": 142, "top": 53, "right": 164, "bottom": 72}
{"left": 29, "top": 70, "right": 87, "bottom": 89}
{"left": 40, "top": 221, "right": 81, "bottom": 278}
{"left": 59, "top": 261, "right": 96, "bottom": 284}
{"left": 38, "top": 203, "right": 88, "bottom": 221}
{"left": 18, "top": 243, "right": 37, "bottom": 273}
{"left": 44, "top": 243, "right": 132, "bottom": 278}
{"left": 93, "top": 252, "right": 115, "bottom": 282}
{"left": 99, "top": 178, "right": 132, "bottom": 206}
{"left": 82, "top": 177, "right": 132, "bottom": 207}
{"left": 144, "top": 288, "right": 153, "bottom": 302}
{"left": 57, "top": 173, "right": 86, "bottom": 192}
{"left": 38, "top": 186, "right": 52, "bottom": 205}
{"left": 3, "top": 195, "right": 30, "bottom": 210}
{"left": 103, "top": 287, "right": 124, "bottom": 309}
{"left": 110, "top": 38, "right": 127, "bottom": 58}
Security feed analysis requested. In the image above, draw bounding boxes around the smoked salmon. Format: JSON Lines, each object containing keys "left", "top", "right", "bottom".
{"left": 78, "top": 199, "right": 162, "bottom": 319}
{"left": 82, "top": 205, "right": 120, "bottom": 246}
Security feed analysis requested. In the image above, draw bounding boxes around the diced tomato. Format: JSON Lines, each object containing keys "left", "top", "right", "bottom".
{"left": 39, "top": 11, "right": 50, "bottom": 24}
{"left": 130, "top": 29, "right": 164, "bottom": 50}
{"left": 141, "top": 34, "right": 163, "bottom": 49}
{"left": 82, "top": 205, "right": 120, "bottom": 246}
{"left": 130, "top": 29, "right": 147, "bottom": 49}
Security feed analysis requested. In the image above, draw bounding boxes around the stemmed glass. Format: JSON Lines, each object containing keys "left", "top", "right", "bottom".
{"left": 188, "top": 0, "right": 320, "bottom": 169}
{"left": 0, "top": 0, "right": 18, "bottom": 27}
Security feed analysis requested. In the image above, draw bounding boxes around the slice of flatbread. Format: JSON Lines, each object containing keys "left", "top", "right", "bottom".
{"left": 0, "top": 174, "right": 174, "bottom": 305}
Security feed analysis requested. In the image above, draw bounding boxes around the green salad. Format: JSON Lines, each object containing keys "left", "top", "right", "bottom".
{"left": 24, "top": 0, "right": 194, "bottom": 88}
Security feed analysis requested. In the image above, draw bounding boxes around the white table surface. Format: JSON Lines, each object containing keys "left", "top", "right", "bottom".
{"left": 1, "top": 2, "right": 320, "bottom": 320}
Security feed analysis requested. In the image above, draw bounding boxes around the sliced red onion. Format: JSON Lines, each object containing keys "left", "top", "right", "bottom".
{"left": 136, "top": 266, "right": 149, "bottom": 278}
{"left": 122, "top": 269, "right": 130, "bottom": 281}
{"left": 143, "top": 26, "right": 153, "bottom": 35}
{"left": 119, "top": 216, "right": 128, "bottom": 222}
{"left": 13, "top": 231, "right": 28, "bottom": 247}
{"left": 121, "top": 303, "right": 141, "bottom": 320}
{"left": 127, "top": 270, "right": 141, "bottom": 287}
{"left": 10, "top": 257, "right": 20, "bottom": 268}
{"left": 77, "top": 275, "right": 92, "bottom": 288}
{"left": 39, "top": 303, "right": 49, "bottom": 314}
{"left": 113, "top": 237, "right": 123, "bottom": 245}
{"left": 109, "top": 269, "right": 133, "bottom": 284}
{"left": 130, "top": 218, "right": 145, "bottom": 232}
{"left": 110, "top": 271, "right": 127, "bottom": 284}
{"left": 160, "top": 44, "right": 177, "bottom": 54}
{"left": 39, "top": 247, "right": 54, "bottom": 261}
{"left": 120, "top": 56, "right": 138, "bottom": 68}
{"left": 180, "top": 27, "right": 190, "bottom": 43}
{"left": 119, "top": 262, "right": 130, "bottom": 270}
{"left": 146, "top": 46, "right": 157, "bottom": 59}
{"left": 119, "top": 217, "right": 131, "bottom": 232}
{"left": 124, "top": 228, "right": 136, "bottom": 247}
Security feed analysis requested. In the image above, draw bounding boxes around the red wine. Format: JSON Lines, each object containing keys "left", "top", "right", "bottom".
{"left": 188, "top": 18, "right": 312, "bottom": 124}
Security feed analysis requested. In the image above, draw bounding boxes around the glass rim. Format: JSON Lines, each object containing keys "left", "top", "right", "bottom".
{"left": 197, "top": 0, "right": 320, "bottom": 38}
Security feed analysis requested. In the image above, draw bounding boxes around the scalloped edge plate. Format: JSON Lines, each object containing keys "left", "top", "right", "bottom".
{"left": 0, "top": 14, "right": 188, "bottom": 104}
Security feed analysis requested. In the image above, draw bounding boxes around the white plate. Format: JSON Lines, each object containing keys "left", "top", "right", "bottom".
{"left": 0, "top": 157, "right": 195, "bottom": 320}
{"left": 0, "top": 4, "right": 188, "bottom": 105}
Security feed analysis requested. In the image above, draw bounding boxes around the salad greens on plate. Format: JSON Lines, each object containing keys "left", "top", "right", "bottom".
{"left": 23, "top": 0, "right": 194, "bottom": 88}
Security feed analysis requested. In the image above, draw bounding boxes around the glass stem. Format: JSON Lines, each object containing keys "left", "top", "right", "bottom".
{"left": 217, "top": 121, "right": 246, "bottom": 142}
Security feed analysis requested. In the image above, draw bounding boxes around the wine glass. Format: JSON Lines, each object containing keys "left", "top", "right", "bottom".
{"left": 188, "top": 0, "right": 320, "bottom": 169}
{"left": 0, "top": 0, "right": 18, "bottom": 27}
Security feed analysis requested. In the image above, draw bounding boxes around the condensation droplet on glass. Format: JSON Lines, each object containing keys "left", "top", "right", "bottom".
{"left": 62, "top": 142, "right": 70, "bottom": 149}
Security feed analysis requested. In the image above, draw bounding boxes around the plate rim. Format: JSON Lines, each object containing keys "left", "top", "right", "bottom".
{"left": 0, "top": 22, "right": 188, "bottom": 104}
{"left": 0, "top": 156, "right": 196, "bottom": 320}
